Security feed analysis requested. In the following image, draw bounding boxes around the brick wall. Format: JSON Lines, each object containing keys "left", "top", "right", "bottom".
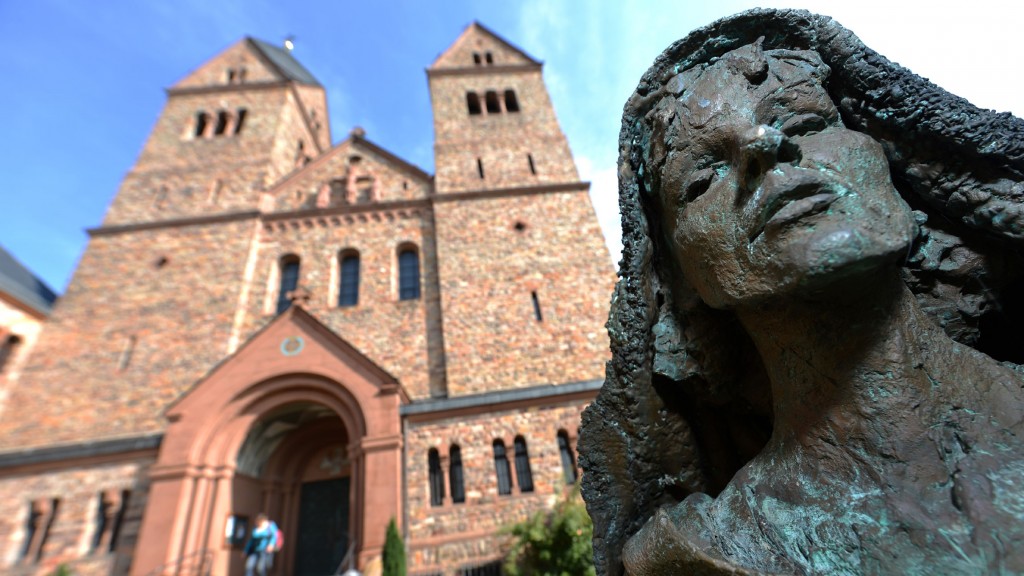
{"left": 0, "top": 457, "right": 152, "bottom": 576}
{"left": 433, "top": 190, "right": 613, "bottom": 396}
{"left": 405, "top": 399, "right": 586, "bottom": 573}
{"left": 0, "top": 220, "right": 255, "bottom": 450}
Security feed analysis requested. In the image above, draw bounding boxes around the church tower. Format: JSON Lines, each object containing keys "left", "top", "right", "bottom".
{"left": 426, "top": 23, "right": 611, "bottom": 397}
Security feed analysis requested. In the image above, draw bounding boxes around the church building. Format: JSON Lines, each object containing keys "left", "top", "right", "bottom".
{"left": 0, "top": 23, "right": 614, "bottom": 576}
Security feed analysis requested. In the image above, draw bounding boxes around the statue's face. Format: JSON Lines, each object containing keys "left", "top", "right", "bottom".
{"left": 656, "top": 46, "right": 914, "bottom": 309}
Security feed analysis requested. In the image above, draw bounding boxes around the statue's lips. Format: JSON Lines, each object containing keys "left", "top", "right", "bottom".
{"left": 749, "top": 170, "right": 838, "bottom": 240}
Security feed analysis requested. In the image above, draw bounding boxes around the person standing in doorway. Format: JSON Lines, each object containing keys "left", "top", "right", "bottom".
{"left": 244, "top": 513, "right": 279, "bottom": 576}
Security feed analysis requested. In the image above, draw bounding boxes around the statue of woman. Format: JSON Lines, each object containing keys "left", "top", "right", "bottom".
{"left": 580, "top": 9, "right": 1024, "bottom": 575}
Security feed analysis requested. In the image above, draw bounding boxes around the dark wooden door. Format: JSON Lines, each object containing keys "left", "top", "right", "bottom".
{"left": 294, "top": 477, "right": 350, "bottom": 576}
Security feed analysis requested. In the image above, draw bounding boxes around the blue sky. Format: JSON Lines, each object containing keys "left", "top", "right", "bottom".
{"left": 2, "top": 0, "right": 1022, "bottom": 293}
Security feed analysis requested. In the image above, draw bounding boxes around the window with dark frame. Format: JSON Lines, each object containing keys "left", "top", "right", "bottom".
{"left": 398, "top": 248, "right": 421, "bottom": 301}
{"left": 558, "top": 430, "right": 578, "bottom": 485}
{"left": 338, "top": 252, "right": 360, "bottom": 307}
{"left": 108, "top": 490, "right": 130, "bottom": 553}
{"left": 194, "top": 112, "right": 210, "bottom": 137}
{"left": 493, "top": 440, "right": 512, "bottom": 495}
{"left": 234, "top": 108, "right": 247, "bottom": 134}
{"left": 485, "top": 52, "right": 494, "bottom": 64}
{"left": 473, "top": 53, "right": 482, "bottom": 65}
{"left": 428, "top": 448, "right": 445, "bottom": 507}
{"left": 91, "top": 493, "right": 111, "bottom": 553}
{"left": 504, "top": 89, "right": 520, "bottom": 112}
{"left": 214, "top": 111, "right": 230, "bottom": 136}
{"left": 449, "top": 444, "right": 465, "bottom": 504}
{"left": 466, "top": 92, "right": 482, "bottom": 115}
{"left": 484, "top": 91, "right": 501, "bottom": 114}
{"left": 277, "top": 256, "right": 301, "bottom": 314}
{"left": 20, "top": 501, "right": 42, "bottom": 562}
{"left": 513, "top": 436, "right": 534, "bottom": 493}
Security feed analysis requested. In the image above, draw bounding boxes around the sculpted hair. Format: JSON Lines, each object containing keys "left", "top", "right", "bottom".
{"left": 580, "top": 8, "right": 1024, "bottom": 575}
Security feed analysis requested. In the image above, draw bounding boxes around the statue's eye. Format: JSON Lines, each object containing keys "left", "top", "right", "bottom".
{"left": 780, "top": 113, "right": 827, "bottom": 137}
{"left": 683, "top": 166, "right": 716, "bottom": 201}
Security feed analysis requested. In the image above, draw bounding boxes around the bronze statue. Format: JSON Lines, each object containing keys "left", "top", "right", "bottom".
{"left": 580, "top": 9, "right": 1024, "bottom": 575}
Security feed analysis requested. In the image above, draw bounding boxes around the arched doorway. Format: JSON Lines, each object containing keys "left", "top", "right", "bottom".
{"left": 130, "top": 309, "right": 404, "bottom": 576}
{"left": 235, "top": 403, "right": 358, "bottom": 575}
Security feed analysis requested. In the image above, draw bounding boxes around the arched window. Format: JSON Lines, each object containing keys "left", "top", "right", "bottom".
{"left": 513, "top": 436, "right": 534, "bottom": 493}
{"left": 449, "top": 444, "right": 465, "bottom": 504}
{"left": 214, "top": 111, "right": 230, "bottom": 136}
{"left": 0, "top": 335, "right": 21, "bottom": 373}
{"left": 398, "top": 247, "right": 421, "bottom": 301}
{"left": 493, "top": 440, "right": 512, "bottom": 495}
{"left": 557, "top": 430, "right": 577, "bottom": 485}
{"left": 428, "top": 448, "right": 445, "bottom": 507}
{"left": 194, "top": 112, "right": 210, "bottom": 137}
{"left": 338, "top": 251, "right": 360, "bottom": 307}
{"left": 234, "top": 108, "right": 247, "bottom": 134}
{"left": 485, "top": 91, "right": 501, "bottom": 114}
{"left": 466, "top": 92, "right": 482, "bottom": 115}
{"left": 277, "top": 255, "right": 301, "bottom": 314}
{"left": 504, "top": 90, "right": 520, "bottom": 113}
{"left": 473, "top": 53, "right": 482, "bottom": 65}
{"left": 485, "top": 52, "right": 494, "bottom": 64}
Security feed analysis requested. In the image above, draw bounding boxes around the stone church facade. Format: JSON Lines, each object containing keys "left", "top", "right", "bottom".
{"left": 0, "top": 23, "right": 614, "bottom": 576}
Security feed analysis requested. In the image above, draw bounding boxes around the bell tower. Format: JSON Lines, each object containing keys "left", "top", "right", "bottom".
{"left": 427, "top": 23, "right": 613, "bottom": 397}
{"left": 103, "top": 37, "right": 330, "bottom": 227}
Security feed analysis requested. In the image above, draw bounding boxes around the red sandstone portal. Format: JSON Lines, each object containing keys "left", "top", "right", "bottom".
{"left": 130, "top": 307, "right": 404, "bottom": 575}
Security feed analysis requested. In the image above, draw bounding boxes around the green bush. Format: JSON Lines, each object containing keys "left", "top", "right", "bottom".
{"left": 503, "top": 489, "right": 595, "bottom": 576}
{"left": 49, "top": 565, "right": 73, "bottom": 576}
{"left": 382, "top": 517, "right": 406, "bottom": 576}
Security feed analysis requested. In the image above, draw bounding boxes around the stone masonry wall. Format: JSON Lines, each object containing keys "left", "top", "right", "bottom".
{"left": 405, "top": 398, "right": 587, "bottom": 574}
{"left": 0, "top": 220, "right": 255, "bottom": 450}
{"left": 238, "top": 208, "right": 438, "bottom": 399}
{"left": 433, "top": 190, "right": 614, "bottom": 396}
{"left": 430, "top": 69, "right": 578, "bottom": 194}
{"left": 0, "top": 457, "right": 153, "bottom": 576}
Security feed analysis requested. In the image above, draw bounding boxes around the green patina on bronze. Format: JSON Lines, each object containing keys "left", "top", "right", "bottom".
{"left": 580, "top": 9, "right": 1024, "bottom": 575}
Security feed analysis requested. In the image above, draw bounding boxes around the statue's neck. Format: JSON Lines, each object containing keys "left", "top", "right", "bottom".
{"left": 736, "top": 272, "right": 941, "bottom": 447}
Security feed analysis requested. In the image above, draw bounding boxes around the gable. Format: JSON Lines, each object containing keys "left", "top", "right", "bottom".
{"left": 173, "top": 37, "right": 320, "bottom": 90}
{"left": 431, "top": 22, "right": 540, "bottom": 71}
{"left": 265, "top": 132, "right": 433, "bottom": 213}
{"left": 167, "top": 305, "right": 403, "bottom": 420}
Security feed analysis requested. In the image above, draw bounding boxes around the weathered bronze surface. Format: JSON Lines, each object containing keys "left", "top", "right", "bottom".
{"left": 579, "top": 9, "right": 1024, "bottom": 575}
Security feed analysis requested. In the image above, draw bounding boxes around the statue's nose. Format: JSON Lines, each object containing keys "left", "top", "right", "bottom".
{"left": 739, "top": 124, "right": 786, "bottom": 193}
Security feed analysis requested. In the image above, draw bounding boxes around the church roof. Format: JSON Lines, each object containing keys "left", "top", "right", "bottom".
{"left": 0, "top": 245, "right": 57, "bottom": 316}
{"left": 248, "top": 37, "right": 322, "bottom": 86}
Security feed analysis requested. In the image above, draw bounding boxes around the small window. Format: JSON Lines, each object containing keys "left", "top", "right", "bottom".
{"left": 0, "top": 335, "right": 21, "bottom": 373}
{"left": 109, "top": 490, "right": 130, "bottom": 553}
{"left": 238, "top": 67, "right": 247, "bottom": 82}
{"left": 194, "top": 112, "right": 210, "bottom": 138}
{"left": 338, "top": 252, "right": 360, "bottom": 307}
{"left": 514, "top": 436, "right": 534, "bottom": 493}
{"left": 558, "top": 430, "right": 577, "bottom": 485}
{"left": 527, "top": 153, "right": 536, "bottom": 175}
{"left": 473, "top": 53, "right": 482, "bottom": 65}
{"left": 467, "top": 92, "right": 482, "bottom": 115}
{"left": 398, "top": 247, "right": 420, "bottom": 301}
{"left": 227, "top": 69, "right": 236, "bottom": 83}
{"left": 493, "top": 440, "right": 512, "bottom": 496}
{"left": 477, "top": 158, "right": 485, "bottom": 179}
{"left": 485, "top": 91, "right": 501, "bottom": 114}
{"left": 277, "top": 255, "right": 301, "bottom": 314}
{"left": 450, "top": 444, "right": 465, "bottom": 504}
{"left": 355, "top": 176, "right": 373, "bottom": 203}
{"left": 91, "top": 493, "right": 112, "bottom": 553}
{"left": 20, "top": 501, "right": 42, "bottom": 562}
{"left": 21, "top": 498, "right": 58, "bottom": 564}
{"left": 214, "top": 111, "right": 230, "bottom": 136}
{"left": 234, "top": 109, "right": 247, "bottom": 134}
{"left": 504, "top": 90, "right": 520, "bottom": 113}
{"left": 485, "top": 52, "right": 494, "bottom": 64}
{"left": 531, "top": 291, "right": 543, "bottom": 322}
{"left": 428, "top": 448, "right": 445, "bottom": 507}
